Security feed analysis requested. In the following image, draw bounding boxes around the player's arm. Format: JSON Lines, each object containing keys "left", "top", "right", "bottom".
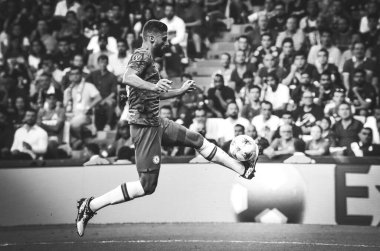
{"left": 123, "top": 67, "right": 172, "bottom": 93}
{"left": 160, "top": 80, "right": 196, "bottom": 100}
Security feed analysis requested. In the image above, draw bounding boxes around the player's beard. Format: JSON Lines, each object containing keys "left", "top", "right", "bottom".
{"left": 153, "top": 43, "right": 168, "bottom": 57}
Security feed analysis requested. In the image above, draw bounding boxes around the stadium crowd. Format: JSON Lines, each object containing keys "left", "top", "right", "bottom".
{"left": 1, "top": 0, "right": 380, "bottom": 163}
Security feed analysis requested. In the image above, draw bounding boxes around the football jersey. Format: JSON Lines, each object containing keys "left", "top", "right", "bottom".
{"left": 127, "top": 48, "right": 161, "bottom": 126}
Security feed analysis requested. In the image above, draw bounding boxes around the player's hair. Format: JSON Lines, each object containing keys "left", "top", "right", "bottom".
{"left": 97, "top": 54, "right": 109, "bottom": 62}
{"left": 318, "top": 48, "right": 329, "bottom": 58}
{"left": 234, "top": 123, "right": 245, "bottom": 133}
{"left": 85, "top": 143, "right": 100, "bottom": 155}
{"left": 142, "top": 20, "right": 168, "bottom": 41}
{"left": 282, "top": 37, "right": 294, "bottom": 46}
{"left": 293, "top": 139, "right": 306, "bottom": 152}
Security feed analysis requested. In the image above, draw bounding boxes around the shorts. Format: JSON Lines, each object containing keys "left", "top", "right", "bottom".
{"left": 130, "top": 118, "right": 203, "bottom": 173}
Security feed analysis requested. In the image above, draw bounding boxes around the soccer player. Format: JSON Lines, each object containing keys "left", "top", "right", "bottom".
{"left": 76, "top": 20, "right": 258, "bottom": 237}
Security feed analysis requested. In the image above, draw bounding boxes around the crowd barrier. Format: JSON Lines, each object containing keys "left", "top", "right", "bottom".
{"left": 0, "top": 161, "right": 379, "bottom": 226}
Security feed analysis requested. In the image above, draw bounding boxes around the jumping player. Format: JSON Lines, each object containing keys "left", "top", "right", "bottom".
{"left": 76, "top": 20, "right": 258, "bottom": 237}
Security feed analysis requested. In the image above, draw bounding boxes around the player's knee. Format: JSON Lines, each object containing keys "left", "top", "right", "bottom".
{"left": 139, "top": 173, "right": 158, "bottom": 195}
{"left": 187, "top": 131, "right": 204, "bottom": 149}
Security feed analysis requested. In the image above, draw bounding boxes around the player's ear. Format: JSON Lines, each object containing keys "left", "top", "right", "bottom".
{"left": 149, "top": 35, "right": 155, "bottom": 43}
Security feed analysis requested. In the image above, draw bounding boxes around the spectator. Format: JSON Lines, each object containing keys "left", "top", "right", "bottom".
{"left": 11, "top": 108, "right": 48, "bottom": 159}
{"left": 83, "top": 143, "right": 110, "bottom": 166}
{"left": 300, "top": 1, "right": 319, "bottom": 47}
{"left": 331, "top": 102, "right": 363, "bottom": 149}
{"left": 0, "top": 108, "right": 14, "bottom": 159}
{"left": 294, "top": 91, "right": 324, "bottom": 134}
{"left": 134, "top": 7, "right": 156, "bottom": 40}
{"left": 9, "top": 96, "right": 28, "bottom": 129}
{"left": 246, "top": 124, "right": 269, "bottom": 155}
{"left": 264, "top": 124, "right": 295, "bottom": 159}
{"left": 348, "top": 69, "right": 377, "bottom": 116}
{"left": 261, "top": 72, "right": 290, "bottom": 113}
{"left": 176, "top": 0, "right": 205, "bottom": 59}
{"left": 61, "top": 54, "right": 90, "bottom": 90}
{"left": 64, "top": 67, "right": 102, "bottom": 148}
{"left": 305, "top": 125, "right": 330, "bottom": 156}
{"left": 82, "top": 4, "right": 99, "bottom": 39}
{"left": 347, "top": 127, "right": 380, "bottom": 157}
{"left": 36, "top": 56, "right": 64, "bottom": 85}
{"left": 252, "top": 101, "right": 280, "bottom": 142}
{"left": 272, "top": 111, "right": 302, "bottom": 140}
{"left": 234, "top": 35, "right": 253, "bottom": 63}
{"left": 291, "top": 71, "right": 319, "bottom": 105}
{"left": 28, "top": 40, "right": 46, "bottom": 72}
{"left": 278, "top": 38, "right": 295, "bottom": 74}
{"left": 241, "top": 85, "right": 261, "bottom": 122}
{"left": 252, "top": 33, "right": 280, "bottom": 67}
{"left": 160, "top": 105, "right": 173, "bottom": 120}
{"left": 86, "top": 55, "right": 117, "bottom": 131}
{"left": 230, "top": 50, "right": 256, "bottom": 93}
{"left": 223, "top": 102, "right": 250, "bottom": 142}
{"left": 318, "top": 117, "right": 333, "bottom": 142}
{"left": 213, "top": 52, "right": 234, "bottom": 86}
{"left": 334, "top": 16, "right": 354, "bottom": 53}
{"left": 54, "top": 0, "right": 81, "bottom": 17}
{"left": 109, "top": 40, "right": 132, "bottom": 79}
{"left": 276, "top": 16, "right": 305, "bottom": 51}
{"left": 308, "top": 29, "right": 341, "bottom": 67}
{"left": 254, "top": 53, "right": 287, "bottom": 87}
{"left": 222, "top": 123, "right": 245, "bottom": 153}
{"left": 282, "top": 51, "right": 318, "bottom": 88}
{"left": 207, "top": 74, "right": 235, "bottom": 118}
{"left": 87, "top": 19, "right": 118, "bottom": 54}
{"left": 29, "top": 19, "right": 57, "bottom": 54}
{"left": 364, "top": 106, "right": 380, "bottom": 144}
{"left": 314, "top": 49, "right": 342, "bottom": 90}
{"left": 268, "top": 1, "right": 287, "bottom": 33}
{"left": 359, "top": 1, "right": 379, "bottom": 33}
{"left": 248, "top": 0, "right": 275, "bottom": 23}
{"left": 361, "top": 14, "right": 379, "bottom": 50}
{"left": 53, "top": 37, "right": 72, "bottom": 71}
{"left": 108, "top": 121, "right": 133, "bottom": 159}
{"left": 342, "top": 41, "right": 376, "bottom": 95}
{"left": 37, "top": 93, "right": 66, "bottom": 158}
{"left": 316, "top": 72, "right": 341, "bottom": 106}
{"left": 283, "top": 138, "right": 315, "bottom": 164}
{"left": 324, "top": 88, "right": 352, "bottom": 120}
{"left": 247, "top": 14, "right": 275, "bottom": 48}
{"left": 31, "top": 73, "right": 63, "bottom": 109}
{"left": 107, "top": 3, "right": 130, "bottom": 40}
{"left": 87, "top": 34, "right": 114, "bottom": 71}
{"left": 160, "top": 3, "right": 186, "bottom": 47}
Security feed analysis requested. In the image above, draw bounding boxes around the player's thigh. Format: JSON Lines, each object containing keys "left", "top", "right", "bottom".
{"left": 161, "top": 118, "right": 203, "bottom": 148}
{"left": 131, "top": 124, "right": 162, "bottom": 172}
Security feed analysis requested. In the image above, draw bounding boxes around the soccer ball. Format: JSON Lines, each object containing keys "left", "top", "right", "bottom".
{"left": 229, "top": 135, "right": 258, "bottom": 162}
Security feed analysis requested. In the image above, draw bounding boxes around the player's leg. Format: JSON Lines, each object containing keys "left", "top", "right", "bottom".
{"left": 161, "top": 118, "right": 257, "bottom": 179}
{"left": 76, "top": 125, "right": 162, "bottom": 237}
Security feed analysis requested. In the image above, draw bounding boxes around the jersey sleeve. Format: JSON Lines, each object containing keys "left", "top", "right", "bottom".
{"left": 127, "top": 51, "right": 150, "bottom": 77}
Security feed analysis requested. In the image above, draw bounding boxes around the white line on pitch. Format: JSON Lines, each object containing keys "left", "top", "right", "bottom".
{"left": 1, "top": 240, "right": 379, "bottom": 248}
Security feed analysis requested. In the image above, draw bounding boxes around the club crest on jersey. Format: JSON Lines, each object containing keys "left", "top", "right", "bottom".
{"left": 153, "top": 155, "right": 160, "bottom": 164}
{"left": 132, "top": 53, "right": 143, "bottom": 61}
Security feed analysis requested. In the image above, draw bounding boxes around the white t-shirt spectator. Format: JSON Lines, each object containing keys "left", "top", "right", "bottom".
{"left": 160, "top": 16, "right": 186, "bottom": 45}
{"left": 87, "top": 35, "right": 118, "bottom": 54}
{"left": 189, "top": 118, "right": 226, "bottom": 142}
{"left": 54, "top": 0, "right": 81, "bottom": 16}
{"left": 64, "top": 80, "right": 100, "bottom": 114}
{"left": 109, "top": 53, "right": 132, "bottom": 77}
{"left": 11, "top": 125, "right": 48, "bottom": 155}
{"left": 252, "top": 114, "right": 281, "bottom": 141}
{"left": 307, "top": 45, "right": 342, "bottom": 67}
{"left": 262, "top": 84, "right": 290, "bottom": 111}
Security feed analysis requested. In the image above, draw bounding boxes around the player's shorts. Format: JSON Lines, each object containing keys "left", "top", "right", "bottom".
{"left": 130, "top": 118, "right": 203, "bottom": 173}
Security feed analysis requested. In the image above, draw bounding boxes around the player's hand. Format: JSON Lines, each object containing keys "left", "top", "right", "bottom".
{"left": 181, "top": 80, "right": 196, "bottom": 93}
{"left": 154, "top": 79, "right": 172, "bottom": 93}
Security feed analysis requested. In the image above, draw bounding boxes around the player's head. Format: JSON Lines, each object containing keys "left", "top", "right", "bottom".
{"left": 142, "top": 20, "right": 169, "bottom": 56}
{"left": 24, "top": 108, "right": 38, "bottom": 126}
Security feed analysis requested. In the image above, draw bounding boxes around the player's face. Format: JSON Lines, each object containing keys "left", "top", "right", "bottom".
{"left": 238, "top": 38, "right": 248, "bottom": 50}
{"left": 320, "top": 75, "right": 331, "bottom": 87}
{"left": 333, "top": 92, "right": 344, "bottom": 103}
{"left": 353, "top": 43, "right": 365, "bottom": 58}
{"left": 320, "top": 118, "right": 330, "bottom": 130}
{"left": 302, "top": 93, "right": 313, "bottom": 106}
{"left": 300, "top": 74, "right": 310, "bottom": 85}
{"left": 73, "top": 55, "right": 84, "bottom": 67}
{"left": 249, "top": 88, "right": 260, "bottom": 101}
{"left": 69, "top": 70, "right": 82, "bottom": 83}
{"left": 317, "top": 51, "right": 328, "bottom": 65}
{"left": 282, "top": 114, "right": 293, "bottom": 125}
{"left": 24, "top": 111, "right": 37, "bottom": 126}
{"left": 267, "top": 76, "right": 277, "bottom": 88}
{"left": 246, "top": 126, "right": 257, "bottom": 139}
{"left": 153, "top": 34, "right": 169, "bottom": 56}
{"left": 160, "top": 108, "right": 172, "bottom": 119}
{"left": 194, "top": 110, "right": 207, "bottom": 123}
{"left": 263, "top": 55, "right": 275, "bottom": 68}
{"left": 221, "top": 54, "right": 230, "bottom": 67}
{"left": 261, "top": 104, "right": 272, "bottom": 118}
{"left": 235, "top": 51, "right": 246, "bottom": 64}
{"left": 294, "top": 56, "right": 306, "bottom": 68}
{"left": 227, "top": 104, "right": 239, "bottom": 119}
{"left": 353, "top": 72, "right": 365, "bottom": 85}
{"left": 282, "top": 42, "right": 293, "bottom": 55}
{"left": 213, "top": 75, "right": 224, "bottom": 88}
{"left": 280, "top": 126, "right": 292, "bottom": 139}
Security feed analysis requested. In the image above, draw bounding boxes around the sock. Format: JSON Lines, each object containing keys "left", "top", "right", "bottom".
{"left": 196, "top": 139, "right": 244, "bottom": 175}
{"left": 89, "top": 181, "right": 145, "bottom": 212}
